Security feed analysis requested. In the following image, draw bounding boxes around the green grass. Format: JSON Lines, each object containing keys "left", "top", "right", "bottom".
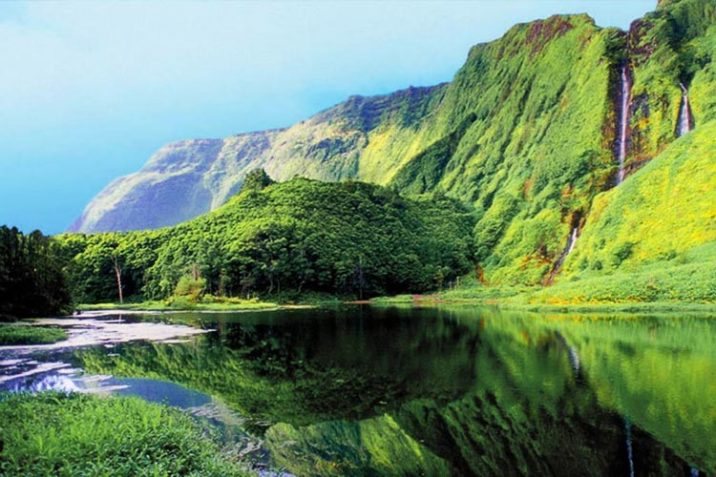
{"left": 0, "top": 392, "right": 249, "bottom": 477}
{"left": 0, "top": 325, "right": 67, "bottom": 345}
{"left": 562, "top": 122, "right": 716, "bottom": 280}
{"left": 77, "top": 295, "right": 279, "bottom": 312}
{"left": 372, "top": 263, "right": 716, "bottom": 313}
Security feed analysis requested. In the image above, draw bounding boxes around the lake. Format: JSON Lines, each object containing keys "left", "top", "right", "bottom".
{"left": 1, "top": 305, "right": 715, "bottom": 476}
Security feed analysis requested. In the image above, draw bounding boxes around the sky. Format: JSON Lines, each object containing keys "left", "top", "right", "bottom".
{"left": 0, "top": 1, "right": 655, "bottom": 234}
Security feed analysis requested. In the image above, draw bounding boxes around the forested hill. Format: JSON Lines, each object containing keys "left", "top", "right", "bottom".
{"left": 70, "top": 0, "right": 716, "bottom": 287}
{"left": 58, "top": 174, "right": 475, "bottom": 303}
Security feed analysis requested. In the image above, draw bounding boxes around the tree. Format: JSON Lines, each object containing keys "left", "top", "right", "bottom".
{"left": 243, "top": 168, "right": 275, "bottom": 191}
{"left": 113, "top": 255, "right": 124, "bottom": 304}
{"left": 0, "top": 226, "right": 72, "bottom": 318}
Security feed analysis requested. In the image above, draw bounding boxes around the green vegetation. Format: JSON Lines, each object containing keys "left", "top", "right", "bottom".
{"left": 77, "top": 296, "right": 279, "bottom": 312}
{"left": 0, "top": 226, "right": 71, "bottom": 319}
{"left": 76, "top": 307, "right": 480, "bottom": 428}
{"left": 3, "top": 1, "right": 716, "bottom": 475}
{"left": 68, "top": 0, "right": 716, "bottom": 298}
{"left": 0, "top": 392, "right": 247, "bottom": 476}
{"left": 57, "top": 178, "right": 475, "bottom": 304}
{"left": 7, "top": 0, "right": 716, "bottom": 311}
{"left": 0, "top": 324, "right": 67, "bottom": 345}
{"left": 560, "top": 122, "right": 716, "bottom": 286}
{"left": 258, "top": 308, "right": 709, "bottom": 476}
{"left": 628, "top": 0, "right": 716, "bottom": 164}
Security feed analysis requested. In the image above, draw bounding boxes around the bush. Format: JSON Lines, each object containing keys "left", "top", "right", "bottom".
{"left": 174, "top": 275, "right": 206, "bottom": 302}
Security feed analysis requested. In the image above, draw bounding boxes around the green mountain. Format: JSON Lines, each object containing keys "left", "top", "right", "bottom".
{"left": 69, "top": 0, "right": 716, "bottom": 289}
{"left": 68, "top": 85, "right": 444, "bottom": 232}
{"left": 59, "top": 176, "right": 474, "bottom": 302}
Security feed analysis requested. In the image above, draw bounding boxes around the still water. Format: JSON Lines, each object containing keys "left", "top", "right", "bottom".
{"left": 1, "top": 306, "right": 715, "bottom": 476}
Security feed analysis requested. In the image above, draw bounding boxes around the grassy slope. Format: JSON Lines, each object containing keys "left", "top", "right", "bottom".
{"left": 392, "top": 15, "right": 621, "bottom": 285}
{"left": 427, "top": 0, "right": 716, "bottom": 298}
{"left": 383, "top": 119, "right": 716, "bottom": 309}
{"left": 628, "top": 0, "right": 716, "bottom": 166}
{"left": 527, "top": 121, "right": 716, "bottom": 305}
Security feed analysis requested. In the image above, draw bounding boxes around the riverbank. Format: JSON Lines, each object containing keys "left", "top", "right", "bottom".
{"left": 75, "top": 291, "right": 356, "bottom": 313}
{"left": 78, "top": 297, "right": 280, "bottom": 312}
{"left": 0, "top": 392, "right": 248, "bottom": 476}
{"left": 373, "top": 295, "right": 716, "bottom": 315}
{"left": 371, "top": 273, "right": 716, "bottom": 314}
{"left": 73, "top": 266, "right": 716, "bottom": 316}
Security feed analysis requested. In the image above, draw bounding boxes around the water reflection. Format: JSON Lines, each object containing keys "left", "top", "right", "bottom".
{"left": 2, "top": 306, "right": 715, "bottom": 476}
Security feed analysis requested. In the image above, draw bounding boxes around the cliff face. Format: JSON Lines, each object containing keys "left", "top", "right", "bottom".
{"left": 69, "top": 133, "right": 276, "bottom": 232}
{"left": 70, "top": 0, "right": 716, "bottom": 285}
{"left": 69, "top": 85, "right": 444, "bottom": 232}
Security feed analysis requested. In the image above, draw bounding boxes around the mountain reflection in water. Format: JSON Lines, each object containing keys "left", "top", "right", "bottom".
{"left": 2, "top": 306, "right": 714, "bottom": 476}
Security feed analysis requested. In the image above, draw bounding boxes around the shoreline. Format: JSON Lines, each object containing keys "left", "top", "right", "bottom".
{"left": 72, "top": 299, "right": 716, "bottom": 316}
{"left": 370, "top": 295, "right": 716, "bottom": 315}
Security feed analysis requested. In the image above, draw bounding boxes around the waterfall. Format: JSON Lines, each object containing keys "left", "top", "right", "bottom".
{"left": 556, "top": 333, "right": 581, "bottom": 375}
{"left": 566, "top": 344, "right": 580, "bottom": 374}
{"left": 625, "top": 419, "right": 635, "bottom": 477}
{"left": 545, "top": 226, "right": 579, "bottom": 284}
{"left": 566, "top": 226, "right": 578, "bottom": 255}
{"left": 678, "top": 83, "right": 693, "bottom": 136}
{"left": 615, "top": 66, "right": 632, "bottom": 185}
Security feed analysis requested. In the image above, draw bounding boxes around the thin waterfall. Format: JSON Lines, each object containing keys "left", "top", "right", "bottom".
{"left": 566, "top": 344, "right": 580, "bottom": 374}
{"left": 615, "top": 65, "right": 632, "bottom": 185}
{"left": 678, "top": 83, "right": 693, "bottom": 136}
{"left": 625, "top": 419, "right": 635, "bottom": 477}
{"left": 545, "top": 226, "right": 579, "bottom": 285}
{"left": 566, "top": 227, "right": 578, "bottom": 255}
{"left": 556, "top": 333, "right": 581, "bottom": 375}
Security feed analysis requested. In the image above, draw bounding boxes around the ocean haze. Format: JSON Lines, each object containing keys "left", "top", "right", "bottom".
{"left": 0, "top": 0, "right": 654, "bottom": 233}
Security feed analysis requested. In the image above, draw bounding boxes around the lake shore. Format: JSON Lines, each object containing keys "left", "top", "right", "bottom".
{"left": 77, "top": 299, "right": 281, "bottom": 313}
{"left": 372, "top": 295, "right": 716, "bottom": 314}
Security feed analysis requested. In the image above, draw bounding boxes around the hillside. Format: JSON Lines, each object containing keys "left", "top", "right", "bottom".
{"left": 59, "top": 176, "right": 475, "bottom": 302}
{"left": 70, "top": 0, "right": 716, "bottom": 289}
{"left": 68, "top": 85, "right": 444, "bottom": 232}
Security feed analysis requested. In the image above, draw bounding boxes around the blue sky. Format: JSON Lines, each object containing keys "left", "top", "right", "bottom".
{"left": 0, "top": 1, "right": 655, "bottom": 234}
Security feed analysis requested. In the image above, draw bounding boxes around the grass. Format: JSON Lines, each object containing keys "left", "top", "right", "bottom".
{"left": 561, "top": 122, "right": 716, "bottom": 281}
{"left": 77, "top": 295, "right": 279, "bottom": 312}
{"left": 77, "top": 291, "right": 358, "bottom": 313}
{"left": 0, "top": 392, "right": 249, "bottom": 477}
{"left": 372, "top": 267, "right": 716, "bottom": 314}
{"left": 0, "top": 324, "right": 67, "bottom": 345}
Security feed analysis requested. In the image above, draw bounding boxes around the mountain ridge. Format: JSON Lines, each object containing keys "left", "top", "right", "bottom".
{"left": 69, "top": 0, "right": 716, "bottom": 287}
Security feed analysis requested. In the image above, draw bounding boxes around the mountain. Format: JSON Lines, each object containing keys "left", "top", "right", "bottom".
{"left": 68, "top": 85, "right": 444, "bottom": 232}
{"left": 70, "top": 0, "right": 716, "bottom": 288}
{"left": 59, "top": 176, "right": 475, "bottom": 302}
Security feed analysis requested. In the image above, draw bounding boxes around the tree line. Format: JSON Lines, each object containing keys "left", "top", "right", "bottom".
{"left": 57, "top": 174, "right": 476, "bottom": 304}
{"left": 0, "top": 226, "right": 72, "bottom": 318}
{"left": 1, "top": 173, "right": 477, "bottom": 315}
